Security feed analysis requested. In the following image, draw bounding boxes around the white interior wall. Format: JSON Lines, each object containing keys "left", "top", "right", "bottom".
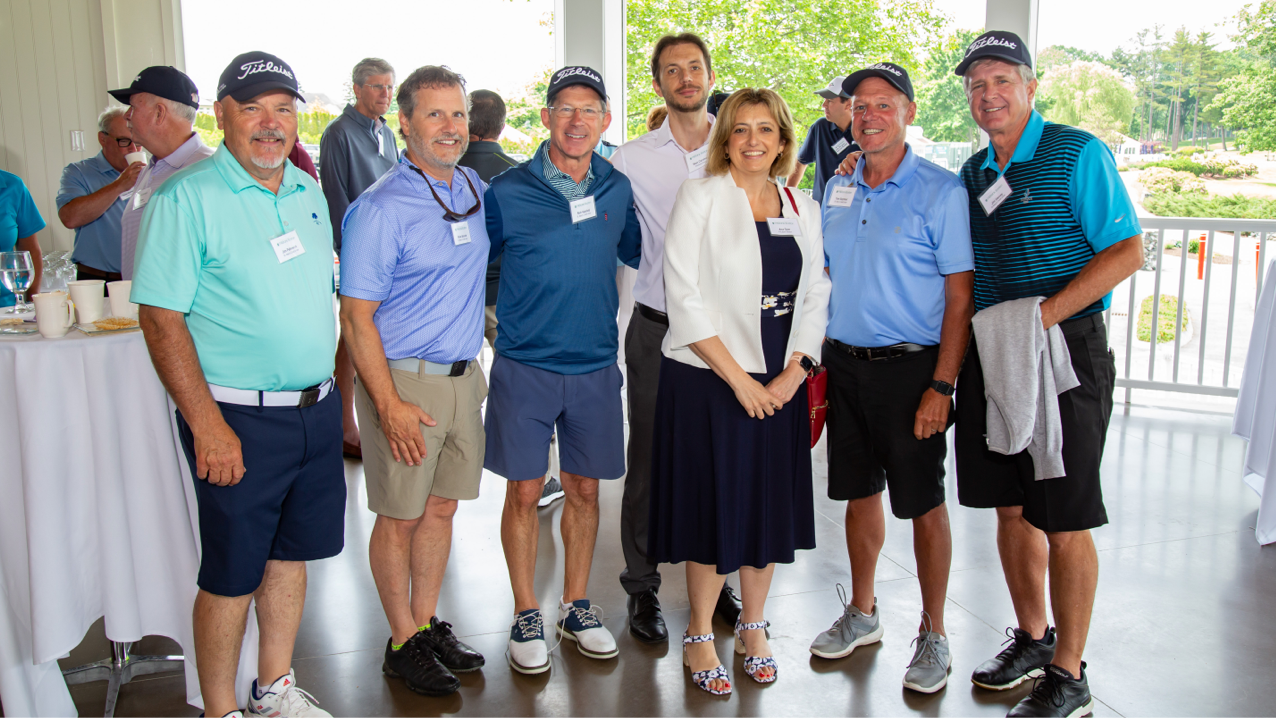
{"left": 555, "top": 0, "right": 627, "bottom": 146}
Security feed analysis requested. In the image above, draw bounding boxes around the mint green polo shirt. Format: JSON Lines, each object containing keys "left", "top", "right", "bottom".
{"left": 130, "top": 144, "right": 336, "bottom": 391}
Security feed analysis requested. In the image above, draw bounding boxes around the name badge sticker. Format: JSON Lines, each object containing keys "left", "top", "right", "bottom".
{"left": 450, "top": 220, "right": 472, "bottom": 246}
{"left": 766, "top": 217, "right": 802, "bottom": 237}
{"left": 570, "top": 196, "right": 597, "bottom": 223}
{"left": 827, "top": 185, "right": 857, "bottom": 208}
{"left": 978, "top": 175, "right": 1013, "bottom": 215}
{"left": 685, "top": 145, "right": 709, "bottom": 175}
{"left": 132, "top": 187, "right": 154, "bottom": 210}
{"left": 831, "top": 136, "right": 850, "bottom": 154}
{"left": 270, "top": 230, "right": 306, "bottom": 263}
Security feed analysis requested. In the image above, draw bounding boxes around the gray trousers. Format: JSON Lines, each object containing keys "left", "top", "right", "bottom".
{"left": 620, "top": 305, "right": 666, "bottom": 595}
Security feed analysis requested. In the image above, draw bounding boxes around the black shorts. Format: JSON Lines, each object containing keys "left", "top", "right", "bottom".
{"left": 954, "top": 313, "right": 1115, "bottom": 533}
{"left": 177, "top": 390, "right": 347, "bottom": 597}
{"left": 822, "top": 341, "right": 950, "bottom": 520}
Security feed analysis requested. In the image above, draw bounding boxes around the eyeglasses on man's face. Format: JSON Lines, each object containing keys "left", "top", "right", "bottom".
{"left": 547, "top": 105, "right": 603, "bottom": 121}
{"left": 100, "top": 132, "right": 135, "bottom": 148}
{"left": 361, "top": 83, "right": 394, "bottom": 94}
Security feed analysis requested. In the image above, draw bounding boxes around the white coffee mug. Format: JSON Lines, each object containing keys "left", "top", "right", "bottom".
{"left": 107, "top": 280, "right": 136, "bottom": 319}
{"left": 125, "top": 151, "right": 147, "bottom": 166}
{"left": 67, "top": 279, "right": 105, "bottom": 324}
{"left": 33, "top": 292, "right": 75, "bottom": 338}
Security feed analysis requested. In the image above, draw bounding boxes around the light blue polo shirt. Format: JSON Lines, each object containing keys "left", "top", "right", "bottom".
{"left": 131, "top": 144, "right": 337, "bottom": 392}
{"left": 339, "top": 158, "right": 490, "bottom": 364}
{"left": 822, "top": 145, "right": 974, "bottom": 347}
{"left": 55, "top": 152, "right": 125, "bottom": 273}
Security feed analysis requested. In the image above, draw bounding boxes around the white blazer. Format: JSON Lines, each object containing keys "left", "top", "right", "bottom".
{"left": 662, "top": 171, "right": 831, "bottom": 374}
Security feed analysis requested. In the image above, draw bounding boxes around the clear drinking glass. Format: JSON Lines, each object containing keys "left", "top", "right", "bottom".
{"left": 0, "top": 251, "right": 35, "bottom": 314}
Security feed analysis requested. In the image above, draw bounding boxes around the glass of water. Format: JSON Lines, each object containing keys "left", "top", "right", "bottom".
{"left": 1, "top": 251, "right": 35, "bottom": 313}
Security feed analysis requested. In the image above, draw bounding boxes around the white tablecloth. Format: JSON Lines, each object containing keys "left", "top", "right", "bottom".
{"left": 1234, "top": 258, "right": 1276, "bottom": 545}
{"left": 0, "top": 326, "right": 258, "bottom": 715}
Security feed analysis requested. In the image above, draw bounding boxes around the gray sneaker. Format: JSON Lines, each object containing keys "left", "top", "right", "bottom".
{"left": 903, "top": 626, "right": 952, "bottom": 694}
{"left": 809, "top": 585, "right": 884, "bottom": 659}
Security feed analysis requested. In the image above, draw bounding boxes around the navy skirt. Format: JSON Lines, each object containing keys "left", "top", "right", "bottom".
{"left": 646, "top": 221, "right": 816, "bottom": 573}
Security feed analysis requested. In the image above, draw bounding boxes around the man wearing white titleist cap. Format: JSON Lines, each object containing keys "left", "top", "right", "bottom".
{"left": 131, "top": 51, "right": 340, "bottom": 718}
{"left": 787, "top": 74, "right": 860, "bottom": 203}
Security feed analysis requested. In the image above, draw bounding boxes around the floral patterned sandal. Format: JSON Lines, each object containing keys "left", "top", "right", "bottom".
{"left": 683, "top": 632, "right": 732, "bottom": 695}
{"left": 734, "top": 620, "right": 778, "bottom": 683}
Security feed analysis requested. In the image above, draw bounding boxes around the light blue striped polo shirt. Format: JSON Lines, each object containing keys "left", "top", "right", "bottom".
{"left": 339, "top": 157, "right": 489, "bottom": 364}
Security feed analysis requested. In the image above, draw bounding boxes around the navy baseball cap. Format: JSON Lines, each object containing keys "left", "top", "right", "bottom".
{"left": 842, "top": 63, "right": 914, "bottom": 102}
{"left": 954, "top": 31, "right": 1033, "bottom": 76}
{"left": 217, "top": 52, "right": 303, "bottom": 103}
{"left": 108, "top": 66, "right": 199, "bottom": 109}
{"left": 546, "top": 66, "right": 607, "bottom": 103}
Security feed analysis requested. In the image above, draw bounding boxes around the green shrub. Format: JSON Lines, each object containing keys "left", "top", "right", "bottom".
{"left": 1143, "top": 192, "right": 1276, "bottom": 219}
{"left": 1131, "top": 156, "right": 1258, "bottom": 178}
{"left": 1139, "top": 167, "right": 1205, "bottom": 194}
{"left": 1136, "top": 295, "right": 1187, "bottom": 343}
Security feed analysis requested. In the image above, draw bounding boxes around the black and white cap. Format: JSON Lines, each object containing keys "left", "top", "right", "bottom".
{"left": 217, "top": 51, "right": 303, "bottom": 102}
{"left": 815, "top": 75, "right": 849, "bottom": 99}
{"left": 108, "top": 66, "right": 200, "bottom": 109}
{"left": 546, "top": 66, "right": 607, "bottom": 103}
{"left": 953, "top": 31, "right": 1033, "bottom": 76}
{"left": 842, "top": 62, "right": 914, "bottom": 102}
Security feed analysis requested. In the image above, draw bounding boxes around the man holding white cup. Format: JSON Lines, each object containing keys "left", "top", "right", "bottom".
{"left": 132, "top": 51, "right": 340, "bottom": 718}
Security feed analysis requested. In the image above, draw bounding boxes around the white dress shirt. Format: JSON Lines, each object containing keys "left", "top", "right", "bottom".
{"left": 119, "top": 133, "right": 215, "bottom": 280}
{"left": 611, "top": 114, "right": 714, "bottom": 312}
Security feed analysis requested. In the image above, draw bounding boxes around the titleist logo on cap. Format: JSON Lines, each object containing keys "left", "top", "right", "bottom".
{"left": 237, "top": 60, "right": 295, "bottom": 82}
{"left": 864, "top": 63, "right": 902, "bottom": 76}
{"left": 555, "top": 66, "right": 601, "bottom": 83}
{"left": 965, "top": 36, "right": 1018, "bottom": 57}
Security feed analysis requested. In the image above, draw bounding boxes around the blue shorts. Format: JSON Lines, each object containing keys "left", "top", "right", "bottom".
{"left": 484, "top": 356, "right": 626, "bottom": 482}
{"left": 176, "top": 390, "right": 346, "bottom": 597}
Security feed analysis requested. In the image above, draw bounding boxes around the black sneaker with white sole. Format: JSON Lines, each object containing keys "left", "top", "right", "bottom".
{"left": 971, "top": 626, "right": 1056, "bottom": 690}
{"left": 1008, "top": 662, "right": 1095, "bottom": 718}
{"left": 538, "top": 477, "right": 565, "bottom": 507}
{"left": 382, "top": 634, "right": 460, "bottom": 697}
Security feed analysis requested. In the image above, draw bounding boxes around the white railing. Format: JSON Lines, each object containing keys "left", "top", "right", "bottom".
{"left": 1106, "top": 216, "right": 1276, "bottom": 401}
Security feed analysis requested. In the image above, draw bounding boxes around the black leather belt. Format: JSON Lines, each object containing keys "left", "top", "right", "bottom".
{"left": 636, "top": 302, "right": 669, "bottom": 326}
{"left": 826, "top": 338, "right": 932, "bottom": 361}
{"left": 1060, "top": 312, "right": 1105, "bottom": 337}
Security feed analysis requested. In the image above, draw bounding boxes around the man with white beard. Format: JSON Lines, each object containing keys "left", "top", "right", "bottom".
{"left": 339, "top": 65, "right": 489, "bottom": 697}
{"left": 131, "top": 51, "right": 341, "bottom": 718}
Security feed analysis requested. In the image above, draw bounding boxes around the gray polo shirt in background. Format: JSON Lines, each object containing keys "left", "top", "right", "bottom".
{"left": 319, "top": 103, "right": 399, "bottom": 252}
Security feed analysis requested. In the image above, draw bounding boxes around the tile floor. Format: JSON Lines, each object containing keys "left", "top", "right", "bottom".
{"left": 52, "top": 403, "right": 1273, "bottom": 717}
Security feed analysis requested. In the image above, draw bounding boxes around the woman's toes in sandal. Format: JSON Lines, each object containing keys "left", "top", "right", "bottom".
{"left": 683, "top": 632, "right": 732, "bottom": 695}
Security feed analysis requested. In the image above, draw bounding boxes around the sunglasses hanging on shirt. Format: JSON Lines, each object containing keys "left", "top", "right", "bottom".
{"left": 405, "top": 164, "right": 481, "bottom": 223}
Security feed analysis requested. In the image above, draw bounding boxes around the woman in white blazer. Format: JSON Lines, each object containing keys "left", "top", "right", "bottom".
{"left": 647, "top": 88, "right": 831, "bottom": 696}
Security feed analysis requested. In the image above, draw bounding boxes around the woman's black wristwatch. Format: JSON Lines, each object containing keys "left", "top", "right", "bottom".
{"left": 799, "top": 356, "right": 816, "bottom": 373}
{"left": 930, "top": 379, "right": 955, "bottom": 396}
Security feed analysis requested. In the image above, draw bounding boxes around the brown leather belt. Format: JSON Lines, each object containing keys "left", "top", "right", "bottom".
{"left": 75, "top": 263, "right": 123, "bottom": 282}
{"left": 636, "top": 302, "right": 668, "bottom": 326}
{"left": 826, "top": 338, "right": 932, "bottom": 361}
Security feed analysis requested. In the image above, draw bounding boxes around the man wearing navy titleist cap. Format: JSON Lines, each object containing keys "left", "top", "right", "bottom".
{"left": 787, "top": 74, "right": 860, "bottom": 203}
{"left": 809, "top": 62, "right": 974, "bottom": 696}
{"left": 132, "top": 51, "right": 339, "bottom": 718}
{"left": 952, "top": 31, "right": 1143, "bottom": 718}
{"left": 484, "top": 65, "right": 641, "bottom": 674}
{"left": 109, "top": 65, "right": 215, "bottom": 280}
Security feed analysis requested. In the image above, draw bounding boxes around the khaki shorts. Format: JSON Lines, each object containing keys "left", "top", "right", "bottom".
{"left": 355, "top": 360, "right": 487, "bottom": 519}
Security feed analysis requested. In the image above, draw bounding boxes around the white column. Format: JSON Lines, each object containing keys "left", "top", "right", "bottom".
{"left": 984, "top": 0, "right": 1040, "bottom": 61}
{"left": 99, "top": 0, "right": 186, "bottom": 90}
{"left": 554, "top": 0, "right": 627, "bottom": 145}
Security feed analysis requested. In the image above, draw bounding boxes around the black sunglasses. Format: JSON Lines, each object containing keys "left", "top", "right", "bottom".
{"left": 406, "top": 164, "right": 481, "bottom": 222}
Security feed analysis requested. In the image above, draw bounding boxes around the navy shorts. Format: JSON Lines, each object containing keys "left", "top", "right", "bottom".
{"left": 176, "top": 390, "right": 347, "bottom": 597}
{"left": 484, "top": 356, "right": 626, "bottom": 482}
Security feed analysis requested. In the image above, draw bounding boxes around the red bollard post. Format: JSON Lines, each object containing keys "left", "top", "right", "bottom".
{"left": 1197, "top": 234, "right": 1207, "bottom": 280}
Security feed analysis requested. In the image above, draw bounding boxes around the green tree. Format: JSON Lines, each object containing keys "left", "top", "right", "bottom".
{"left": 1213, "top": 0, "right": 1276, "bottom": 151}
{"left": 1110, "top": 25, "right": 1165, "bottom": 142}
{"left": 913, "top": 28, "right": 982, "bottom": 143}
{"left": 1038, "top": 60, "right": 1137, "bottom": 145}
{"left": 1037, "top": 45, "right": 1105, "bottom": 76}
{"left": 625, "top": 0, "right": 947, "bottom": 140}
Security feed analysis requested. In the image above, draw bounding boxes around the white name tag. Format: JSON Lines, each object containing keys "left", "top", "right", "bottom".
{"left": 570, "top": 196, "right": 597, "bottom": 223}
{"left": 270, "top": 230, "right": 306, "bottom": 263}
{"left": 978, "top": 175, "right": 1013, "bottom": 215}
{"left": 832, "top": 136, "right": 850, "bottom": 154}
{"left": 827, "top": 185, "right": 857, "bottom": 208}
{"left": 450, "top": 220, "right": 472, "bottom": 245}
{"left": 685, "top": 145, "right": 709, "bottom": 175}
{"left": 132, "top": 187, "right": 153, "bottom": 210}
{"left": 766, "top": 217, "right": 801, "bottom": 237}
